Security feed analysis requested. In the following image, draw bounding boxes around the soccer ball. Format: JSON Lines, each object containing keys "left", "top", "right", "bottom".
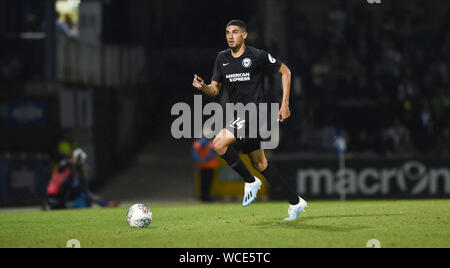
{"left": 126, "top": 204, "right": 153, "bottom": 228}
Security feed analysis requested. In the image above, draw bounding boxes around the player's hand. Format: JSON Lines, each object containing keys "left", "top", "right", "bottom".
{"left": 278, "top": 105, "right": 291, "bottom": 123}
{"left": 193, "top": 74, "right": 206, "bottom": 91}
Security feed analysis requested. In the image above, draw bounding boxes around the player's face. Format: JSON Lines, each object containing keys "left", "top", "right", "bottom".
{"left": 226, "top": 25, "right": 247, "bottom": 49}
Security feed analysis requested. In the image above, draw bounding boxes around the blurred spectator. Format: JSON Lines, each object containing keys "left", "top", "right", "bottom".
{"left": 321, "top": 125, "right": 337, "bottom": 153}
{"left": 420, "top": 102, "right": 433, "bottom": 128}
{"left": 284, "top": 0, "right": 450, "bottom": 156}
{"left": 398, "top": 79, "right": 418, "bottom": 103}
{"left": 56, "top": 13, "right": 78, "bottom": 39}
{"left": 192, "top": 137, "right": 218, "bottom": 202}
{"left": 326, "top": 2, "right": 347, "bottom": 45}
{"left": 386, "top": 119, "right": 408, "bottom": 152}
{"left": 44, "top": 148, "right": 119, "bottom": 210}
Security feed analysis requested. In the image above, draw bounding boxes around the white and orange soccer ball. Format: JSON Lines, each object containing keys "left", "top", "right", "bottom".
{"left": 126, "top": 204, "right": 153, "bottom": 228}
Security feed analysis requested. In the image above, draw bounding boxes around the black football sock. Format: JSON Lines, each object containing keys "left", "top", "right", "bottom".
{"left": 261, "top": 163, "right": 300, "bottom": 205}
{"left": 220, "top": 147, "right": 255, "bottom": 183}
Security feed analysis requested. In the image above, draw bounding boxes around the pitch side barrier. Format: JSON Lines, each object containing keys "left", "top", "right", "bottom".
{"left": 268, "top": 154, "right": 450, "bottom": 199}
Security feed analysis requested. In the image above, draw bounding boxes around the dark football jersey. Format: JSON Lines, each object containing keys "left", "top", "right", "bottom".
{"left": 211, "top": 46, "right": 282, "bottom": 105}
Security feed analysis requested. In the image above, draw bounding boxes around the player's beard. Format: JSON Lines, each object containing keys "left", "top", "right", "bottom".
{"left": 229, "top": 41, "right": 244, "bottom": 52}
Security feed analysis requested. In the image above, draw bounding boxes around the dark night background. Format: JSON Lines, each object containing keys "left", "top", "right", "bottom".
{"left": 1, "top": 0, "right": 450, "bottom": 206}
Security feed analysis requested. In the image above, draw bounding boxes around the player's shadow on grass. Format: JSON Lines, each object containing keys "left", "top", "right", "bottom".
{"left": 252, "top": 220, "right": 368, "bottom": 232}
{"left": 251, "top": 213, "right": 403, "bottom": 233}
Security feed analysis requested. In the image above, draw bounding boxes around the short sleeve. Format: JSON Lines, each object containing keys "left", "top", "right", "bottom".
{"left": 259, "top": 50, "right": 282, "bottom": 74}
{"left": 211, "top": 54, "right": 223, "bottom": 83}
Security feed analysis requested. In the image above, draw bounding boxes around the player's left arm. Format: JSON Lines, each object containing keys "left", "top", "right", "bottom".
{"left": 277, "top": 63, "right": 291, "bottom": 123}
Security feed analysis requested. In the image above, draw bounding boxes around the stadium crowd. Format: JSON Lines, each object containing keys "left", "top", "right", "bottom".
{"left": 279, "top": 0, "right": 450, "bottom": 156}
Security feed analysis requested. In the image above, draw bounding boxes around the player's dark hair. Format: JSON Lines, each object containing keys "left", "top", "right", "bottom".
{"left": 227, "top": 20, "right": 247, "bottom": 32}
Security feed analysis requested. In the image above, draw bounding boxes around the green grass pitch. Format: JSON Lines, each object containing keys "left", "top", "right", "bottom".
{"left": 0, "top": 200, "right": 449, "bottom": 248}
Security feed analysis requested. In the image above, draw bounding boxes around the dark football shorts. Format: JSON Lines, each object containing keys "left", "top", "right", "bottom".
{"left": 224, "top": 110, "right": 264, "bottom": 155}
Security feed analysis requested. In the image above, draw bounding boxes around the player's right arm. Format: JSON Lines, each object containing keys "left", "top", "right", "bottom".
{"left": 192, "top": 75, "right": 221, "bottom": 97}
{"left": 193, "top": 53, "right": 224, "bottom": 97}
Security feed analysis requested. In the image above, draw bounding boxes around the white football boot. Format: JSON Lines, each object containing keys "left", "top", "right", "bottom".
{"left": 242, "top": 177, "right": 262, "bottom": 207}
{"left": 284, "top": 197, "right": 308, "bottom": 221}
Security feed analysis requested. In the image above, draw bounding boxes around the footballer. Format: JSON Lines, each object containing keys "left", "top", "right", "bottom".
{"left": 192, "top": 20, "right": 307, "bottom": 221}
